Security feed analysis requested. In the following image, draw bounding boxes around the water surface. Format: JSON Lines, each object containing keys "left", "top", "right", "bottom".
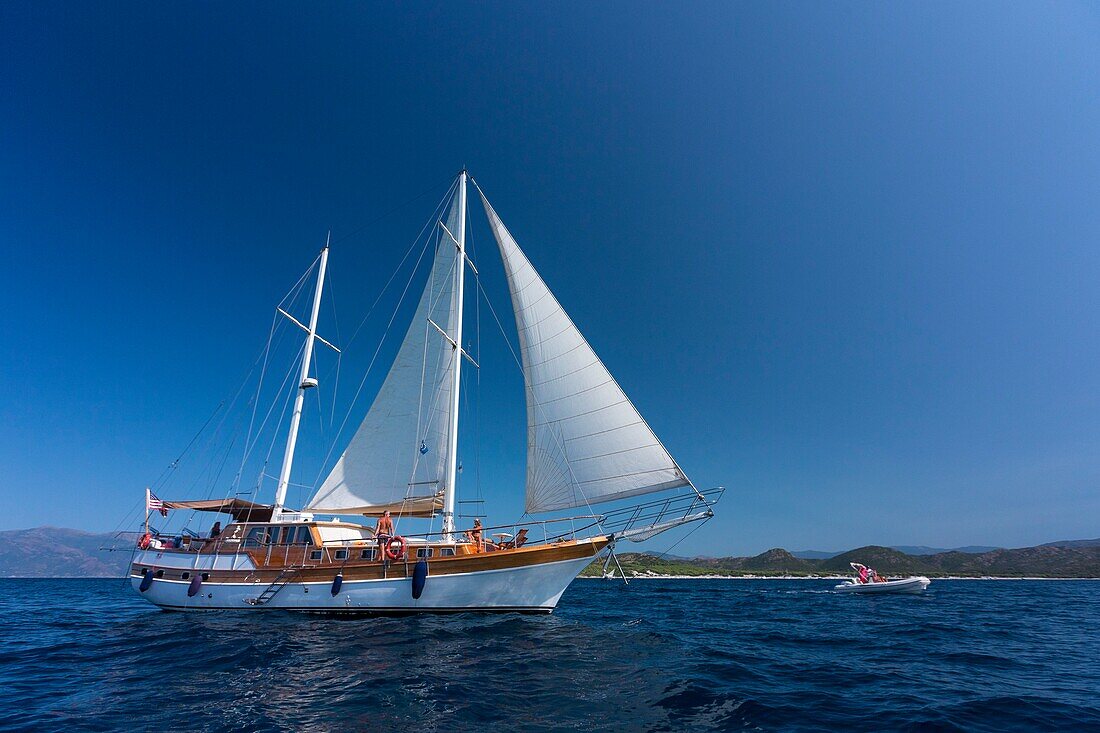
{"left": 1, "top": 578, "right": 1097, "bottom": 731}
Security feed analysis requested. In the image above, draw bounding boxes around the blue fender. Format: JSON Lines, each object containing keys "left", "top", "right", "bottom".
{"left": 412, "top": 559, "right": 428, "bottom": 599}
{"left": 187, "top": 573, "right": 203, "bottom": 597}
{"left": 138, "top": 568, "right": 154, "bottom": 593}
{"left": 330, "top": 572, "right": 343, "bottom": 596}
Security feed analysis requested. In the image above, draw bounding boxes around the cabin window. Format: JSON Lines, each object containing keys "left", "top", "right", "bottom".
{"left": 439, "top": 547, "right": 456, "bottom": 557}
{"left": 294, "top": 527, "right": 313, "bottom": 546}
{"left": 245, "top": 526, "right": 272, "bottom": 547}
{"left": 335, "top": 549, "right": 349, "bottom": 560}
{"left": 360, "top": 548, "right": 377, "bottom": 561}
{"left": 309, "top": 550, "right": 323, "bottom": 561}
{"left": 416, "top": 547, "right": 434, "bottom": 558}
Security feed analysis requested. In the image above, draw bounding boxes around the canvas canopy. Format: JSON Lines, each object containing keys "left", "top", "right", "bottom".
{"left": 163, "top": 498, "right": 275, "bottom": 523}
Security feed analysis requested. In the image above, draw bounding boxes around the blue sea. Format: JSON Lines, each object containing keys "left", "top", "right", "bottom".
{"left": 1, "top": 579, "right": 1098, "bottom": 732}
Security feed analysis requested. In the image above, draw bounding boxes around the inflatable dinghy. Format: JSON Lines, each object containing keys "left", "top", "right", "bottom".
{"left": 834, "top": 576, "right": 931, "bottom": 594}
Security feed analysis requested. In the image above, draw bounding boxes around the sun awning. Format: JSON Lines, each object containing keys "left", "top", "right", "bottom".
{"left": 163, "top": 498, "right": 275, "bottom": 523}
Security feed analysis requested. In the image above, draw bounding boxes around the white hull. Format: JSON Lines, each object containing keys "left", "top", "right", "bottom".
{"left": 834, "top": 576, "right": 931, "bottom": 594}
{"left": 131, "top": 553, "right": 595, "bottom": 613}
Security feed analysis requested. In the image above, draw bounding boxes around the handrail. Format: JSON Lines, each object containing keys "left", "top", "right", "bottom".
{"left": 138, "top": 486, "right": 724, "bottom": 553}
{"left": 311, "top": 514, "right": 607, "bottom": 547}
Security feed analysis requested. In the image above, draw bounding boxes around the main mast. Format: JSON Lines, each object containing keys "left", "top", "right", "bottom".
{"left": 273, "top": 237, "right": 330, "bottom": 519}
{"left": 441, "top": 171, "right": 467, "bottom": 540}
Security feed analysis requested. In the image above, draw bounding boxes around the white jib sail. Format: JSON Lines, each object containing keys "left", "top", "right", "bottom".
{"left": 307, "top": 197, "right": 462, "bottom": 515}
{"left": 479, "top": 191, "right": 691, "bottom": 513}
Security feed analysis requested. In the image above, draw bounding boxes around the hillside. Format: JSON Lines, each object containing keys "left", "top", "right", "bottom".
{"left": 0, "top": 527, "right": 132, "bottom": 578}
{"left": 2, "top": 527, "right": 1098, "bottom": 578}
{"left": 819, "top": 546, "right": 934, "bottom": 575}
{"left": 583, "top": 543, "right": 1100, "bottom": 578}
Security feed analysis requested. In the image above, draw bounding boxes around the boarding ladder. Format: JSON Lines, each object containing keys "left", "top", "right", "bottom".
{"left": 245, "top": 566, "right": 302, "bottom": 606}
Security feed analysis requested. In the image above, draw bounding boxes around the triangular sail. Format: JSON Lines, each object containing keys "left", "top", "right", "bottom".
{"left": 479, "top": 191, "right": 691, "bottom": 513}
{"left": 306, "top": 197, "right": 462, "bottom": 515}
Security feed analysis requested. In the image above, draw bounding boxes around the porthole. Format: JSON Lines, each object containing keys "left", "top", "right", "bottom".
{"left": 181, "top": 572, "right": 190, "bottom": 580}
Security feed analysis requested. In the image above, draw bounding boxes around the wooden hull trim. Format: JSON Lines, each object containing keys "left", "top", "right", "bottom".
{"left": 132, "top": 537, "right": 609, "bottom": 585}
{"left": 130, "top": 542, "right": 606, "bottom": 613}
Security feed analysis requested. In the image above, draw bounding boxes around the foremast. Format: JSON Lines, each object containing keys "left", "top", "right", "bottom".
{"left": 273, "top": 235, "right": 332, "bottom": 520}
{"left": 441, "top": 170, "right": 468, "bottom": 541}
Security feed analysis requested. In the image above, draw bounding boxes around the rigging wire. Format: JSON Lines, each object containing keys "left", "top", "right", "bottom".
{"left": 329, "top": 177, "right": 453, "bottom": 248}
{"left": 319, "top": 178, "right": 459, "bottom": 371}
{"left": 308, "top": 183, "right": 457, "bottom": 495}
{"left": 651, "top": 515, "right": 712, "bottom": 562}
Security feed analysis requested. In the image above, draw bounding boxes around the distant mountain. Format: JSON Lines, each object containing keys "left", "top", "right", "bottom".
{"left": 1039, "top": 538, "right": 1100, "bottom": 549}
{"left": 584, "top": 542, "right": 1100, "bottom": 578}
{"left": 891, "top": 545, "right": 1002, "bottom": 555}
{"left": 4, "top": 527, "right": 1099, "bottom": 579}
{"left": 820, "top": 546, "right": 934, "bottom": 575}
{"left": 791, "top": 549, "right": 840, "bottom": 560}
{"left": 0, "top": 527, "right": 132, "bottom": 578}
{"left": 793, "top": 544, "right": 1000, "bottom": 559}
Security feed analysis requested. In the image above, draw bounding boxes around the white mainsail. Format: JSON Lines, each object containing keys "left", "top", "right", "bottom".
{"left": 479, "top": 190, "right": 691, "bottom": 513}
{"left": 306, "top": 197, "right": 463, "bottom": 516}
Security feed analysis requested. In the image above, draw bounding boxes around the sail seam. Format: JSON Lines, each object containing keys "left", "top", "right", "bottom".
{"left": 567, "top": 443, "right": 662, "bottom": 463}
{"left": 531, "top": 398, "right": 629, "bottom": 425}
{"left": 531, "top": 378, "right": 615, "bottom": 405}
{"left": 575, "top": 469, "right": 686, "bottom": 485}
{"left": 563, "top": 420, "right": 645, "bottom": 441}
{"left": 529, "top": 360, "right": 601, "bottom": 387}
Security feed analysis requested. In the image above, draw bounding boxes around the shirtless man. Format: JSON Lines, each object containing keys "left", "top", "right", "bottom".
{"left": 376, "top": 510, "right": 395, "bottom": 557}
{"left": 465, "top": 518, "right": 484, "bottom": 552}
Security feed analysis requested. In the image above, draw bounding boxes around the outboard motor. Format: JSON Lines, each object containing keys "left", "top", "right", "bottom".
{"left": 411, "top": 559, "right": 428, "bottom": 599}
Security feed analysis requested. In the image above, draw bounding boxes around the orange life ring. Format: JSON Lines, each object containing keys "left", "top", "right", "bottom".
{"left": 386, "top": 535, "right": 407, "bottom": 560}
{"left": 138, "top": 533, "right": 152, "bottom": 550}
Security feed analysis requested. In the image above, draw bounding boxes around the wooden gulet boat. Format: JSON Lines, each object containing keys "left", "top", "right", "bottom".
{"left": 129, "top": 171, "right": 721, "bottom": 613}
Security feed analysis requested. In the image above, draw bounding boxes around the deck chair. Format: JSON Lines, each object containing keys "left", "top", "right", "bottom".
{"left": 500, "top": 528, "right": 529, "bottom": 550}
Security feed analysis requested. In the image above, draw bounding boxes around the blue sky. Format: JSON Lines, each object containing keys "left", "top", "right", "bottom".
{"left": 1, "top": 2, "right": 1098, "bottom": 554}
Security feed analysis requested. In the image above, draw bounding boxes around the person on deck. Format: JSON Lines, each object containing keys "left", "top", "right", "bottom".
{"left": 376, "top": 510, "right": 395, "bottom": 557}
{"left": 209, "top": 521, "right": 222, "bottom": 539}
{"left": 465, "top": 518, "right": 484, "bottom": 552}
{"left": 856, "top": 564, "right": 869, "bottom": 584}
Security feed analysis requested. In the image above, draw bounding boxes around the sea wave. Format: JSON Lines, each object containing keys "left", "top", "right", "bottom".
{"left": 0, "top": 578, "right": 1097, "bottom": 731}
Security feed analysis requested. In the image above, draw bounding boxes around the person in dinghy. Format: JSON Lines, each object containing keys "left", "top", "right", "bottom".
{"left": 851, "top": 562, "right": 887, "bottom": 584}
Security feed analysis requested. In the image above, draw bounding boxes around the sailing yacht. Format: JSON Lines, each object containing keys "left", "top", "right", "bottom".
{"left": 129, "top": 171, "right": 721, "bottom": 613}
